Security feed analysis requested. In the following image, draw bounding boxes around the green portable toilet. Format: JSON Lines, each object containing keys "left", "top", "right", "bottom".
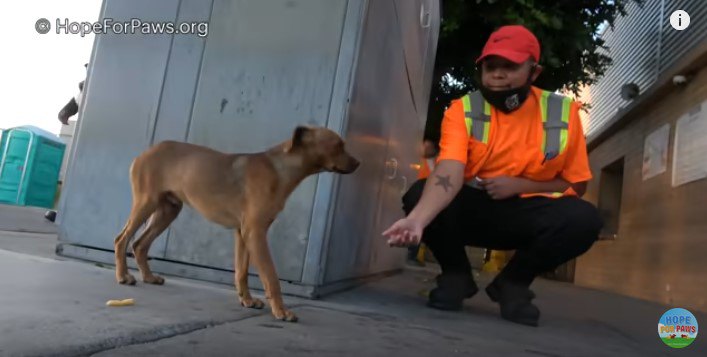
{"left": 0, "top": 125, "right": 66, "bottom": 209}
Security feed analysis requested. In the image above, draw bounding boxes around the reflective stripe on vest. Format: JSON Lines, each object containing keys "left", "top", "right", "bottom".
{"left": 460, "top": 90, "right": 571, "bottom": 156}
{"left": 462, "top": 92, "right": 491, "bottom": 144}
{"left": 540, "top": 91, "right": 572, "bottom": 160}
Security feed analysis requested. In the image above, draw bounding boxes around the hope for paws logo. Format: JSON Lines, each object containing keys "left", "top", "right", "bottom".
{"left": 658, "top": 308, "right": 698, "bottom": 348}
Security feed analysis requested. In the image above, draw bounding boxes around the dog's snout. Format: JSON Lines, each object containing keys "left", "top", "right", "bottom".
{"left": 349, "top": 157, "right": 360, "bottom": 172}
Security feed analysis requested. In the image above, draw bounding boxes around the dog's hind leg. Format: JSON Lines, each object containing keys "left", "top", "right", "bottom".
{"left": 114, "top": 198, "right": 159, "bottom": 285}
{"left": 235, "top": 229, "right": 264, "bottom": 309}
{"left": 132, "top": 197, "right": 182, "bottom": 285}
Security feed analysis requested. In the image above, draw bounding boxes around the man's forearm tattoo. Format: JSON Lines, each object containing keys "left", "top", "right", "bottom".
{"left": 434, "top": 174, "right": 453, "bottom": 193}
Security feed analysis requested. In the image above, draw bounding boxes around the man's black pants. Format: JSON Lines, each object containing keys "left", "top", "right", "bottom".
{"left": 402, "top": 179, "right": 603, "bottom": 287}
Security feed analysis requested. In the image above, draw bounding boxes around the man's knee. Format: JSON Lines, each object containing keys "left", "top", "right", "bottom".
{"left": 572, "top": 199, "right": 603, "bottom": 235}
{"left": 558, "top": 198, "right": 603, "bottom": 248}
{"left": 402, "top": 179, "right": 426, "bottom": 214}
{"left": 518, "top": 199, "right": 602, "bottom": 273}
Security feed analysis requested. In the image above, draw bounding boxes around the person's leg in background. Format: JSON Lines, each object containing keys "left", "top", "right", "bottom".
{"left": 485, "top": 196, "right": 603, "bottom": 326}
{"left": 402, "top": 179, "right": 480, "bottom": 310}
{"left": 407, "top": 243, "right": 422, "bottom": 265}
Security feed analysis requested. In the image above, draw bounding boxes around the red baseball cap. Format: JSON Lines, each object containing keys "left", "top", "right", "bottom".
{"left": 476, "top": 25, "right": 541, "bottom": 64}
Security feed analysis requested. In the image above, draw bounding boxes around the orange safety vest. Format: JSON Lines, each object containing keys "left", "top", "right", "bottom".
{"left": 460, "top": 89, "right": 572, "bottom": 197}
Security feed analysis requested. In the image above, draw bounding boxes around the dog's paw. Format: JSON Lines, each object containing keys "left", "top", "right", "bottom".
{"left": 240, "top": 298, "right": 265, "bottom": 309}
{"left": 274, "top": 309, "right": 298, "bottom": 323}
{"left": 143, "top": 275, "right": 165, "bottom": 285}
{"left": 117, "top": 274, "right": 137, "bottom": 286}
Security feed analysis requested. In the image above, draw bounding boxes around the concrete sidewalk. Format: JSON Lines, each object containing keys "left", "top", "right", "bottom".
{"left": 0, "top": 200, "right": 704, "bottom": 357}
{"left": 0, "top": 204, "right": 57, "bottom": 234}
{"left": 0, "top": 229, "right": 705, "bottom": 357}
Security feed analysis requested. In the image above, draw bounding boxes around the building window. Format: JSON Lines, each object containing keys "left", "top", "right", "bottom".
{"left": 597, "top": 157, "right": 624, "bottom": 240}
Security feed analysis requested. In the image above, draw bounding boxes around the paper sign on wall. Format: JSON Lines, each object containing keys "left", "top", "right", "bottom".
{"left": 642, "top": 123, "right": 670, "bottom": 181}
{"left": 672, "top": 101, "right": 707, "bottom": 187}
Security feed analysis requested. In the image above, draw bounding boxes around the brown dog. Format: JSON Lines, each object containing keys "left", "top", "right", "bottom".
{"left": 112, "top": 126, "right": 360, "bottom": 322}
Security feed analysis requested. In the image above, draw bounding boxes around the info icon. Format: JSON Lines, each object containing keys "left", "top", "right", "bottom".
{"left": 670, "top": 10, "right": 690, "bottom": 31}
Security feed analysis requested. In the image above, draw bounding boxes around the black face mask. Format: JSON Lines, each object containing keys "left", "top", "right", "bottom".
{"left": 478, "top": 67, "right": 535, "bottom": 114}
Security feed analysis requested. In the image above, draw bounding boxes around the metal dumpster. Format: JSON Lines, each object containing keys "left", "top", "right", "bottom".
{"left": 57, "top": 0, "right": 440, "bottom": 298}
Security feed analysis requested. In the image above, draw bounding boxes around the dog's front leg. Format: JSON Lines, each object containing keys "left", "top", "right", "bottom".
{"left": 234, "top": 229, "right": 264, "bottom": 309}
{"left": 243, "top": 224, "right": 298, "bottom": 322}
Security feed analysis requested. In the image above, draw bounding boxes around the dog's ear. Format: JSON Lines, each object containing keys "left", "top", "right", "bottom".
{"left": 292, "top": 126, "right": 314, "bottom": 147}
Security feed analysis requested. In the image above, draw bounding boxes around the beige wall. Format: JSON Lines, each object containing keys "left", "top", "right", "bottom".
{"left": 576, "top": 64, "right": 707, "bottom": 313}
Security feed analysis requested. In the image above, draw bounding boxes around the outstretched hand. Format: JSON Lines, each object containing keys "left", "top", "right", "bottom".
{"left": 382, "top": 217, "right": 425, "bottom": 247}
